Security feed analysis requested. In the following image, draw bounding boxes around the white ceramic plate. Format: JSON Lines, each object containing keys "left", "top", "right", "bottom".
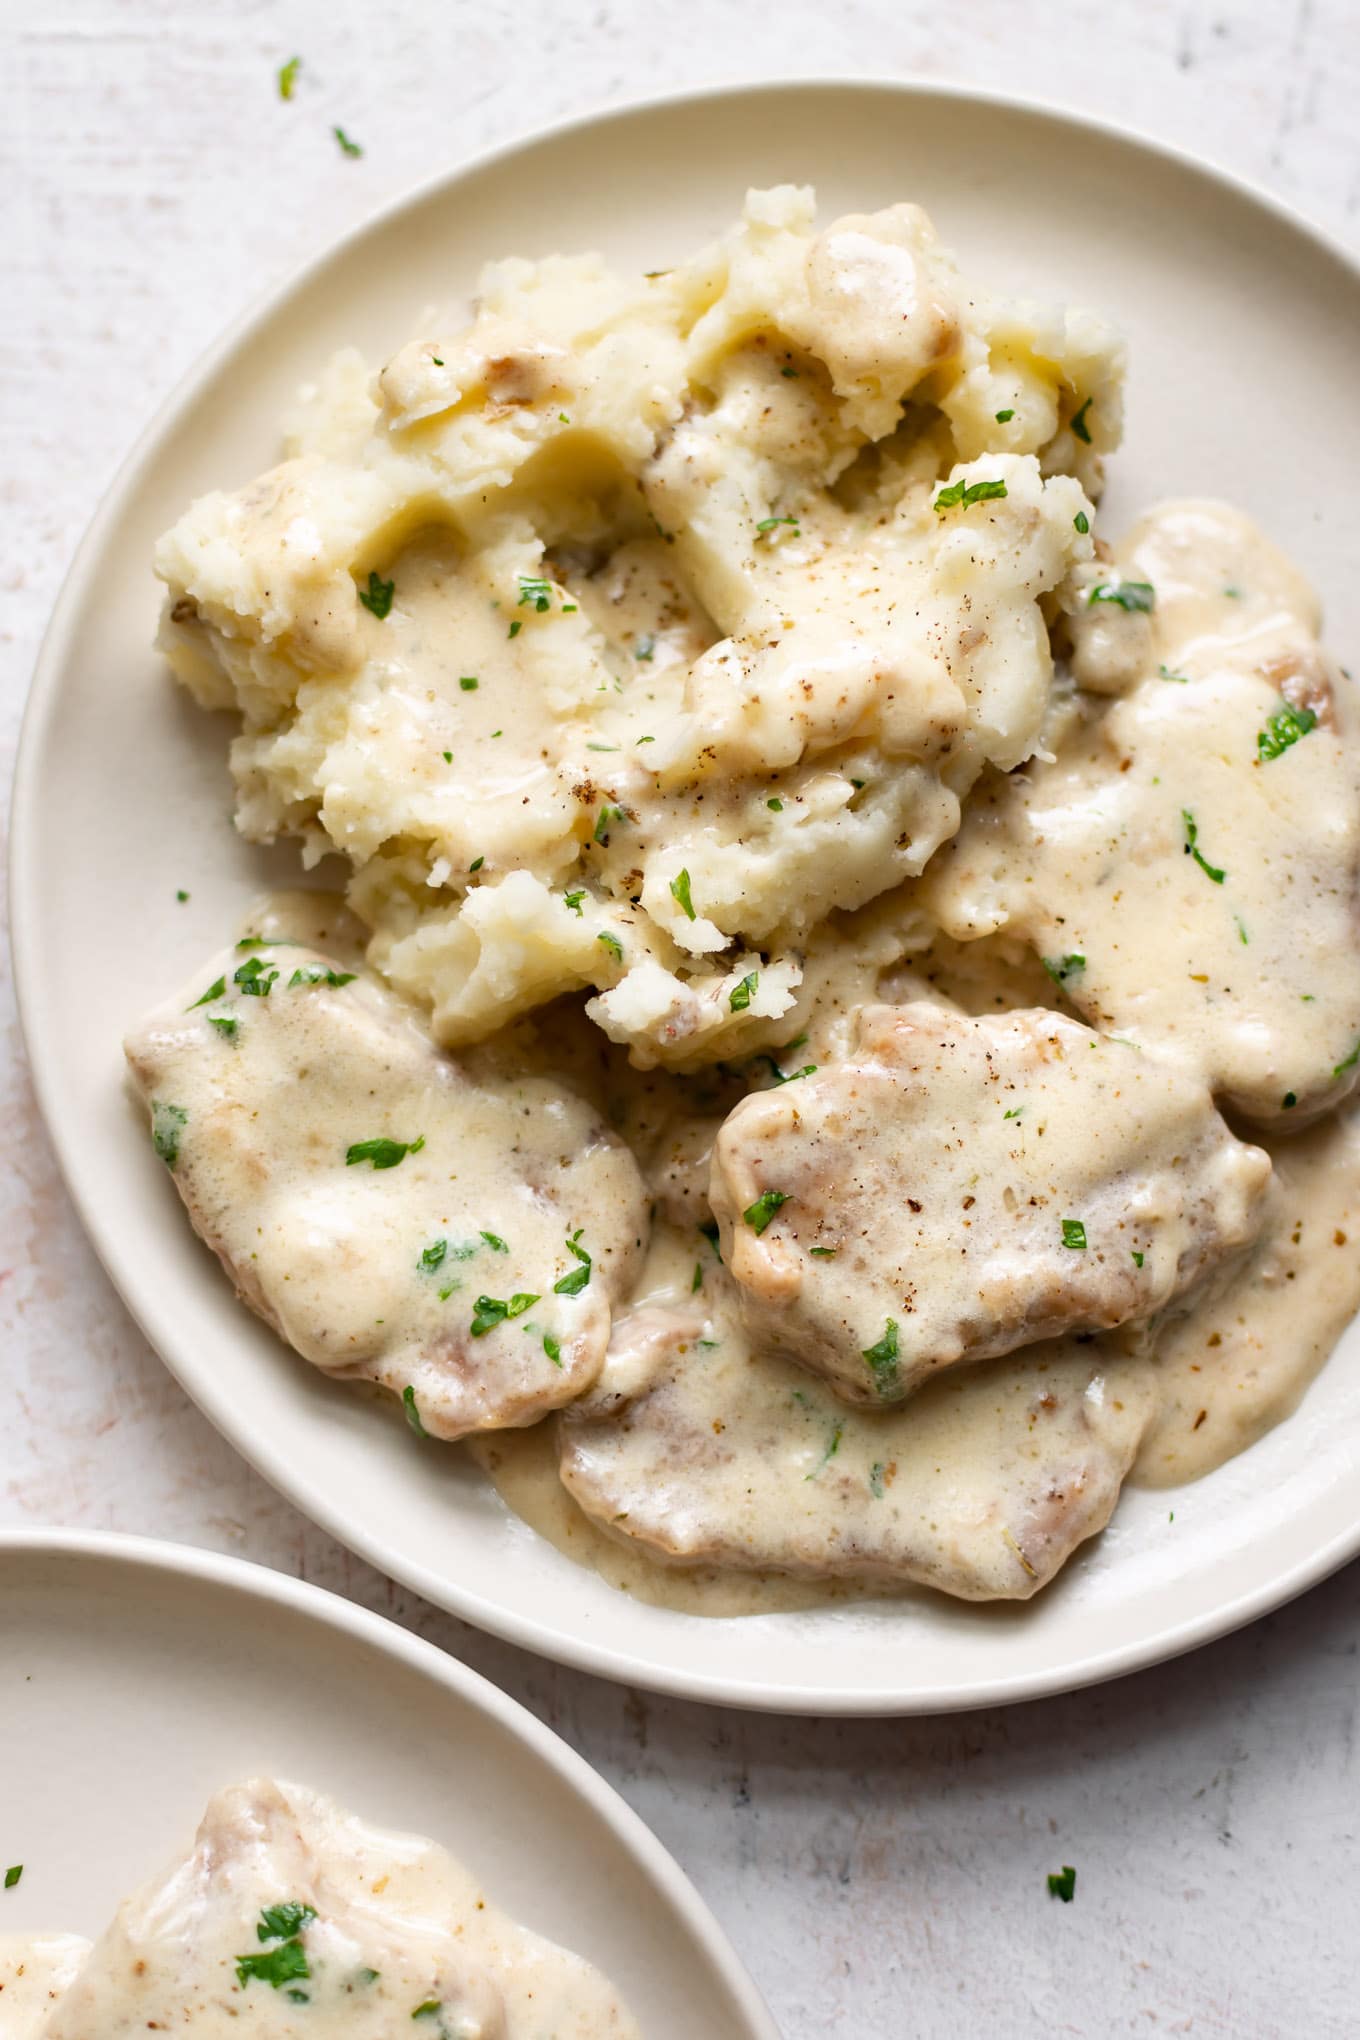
{"left": 13, "top": 82, "right": 1360, "bottom": 1714}
{"left": 0, "top": 1531, "right": 775, "bottom": 2038}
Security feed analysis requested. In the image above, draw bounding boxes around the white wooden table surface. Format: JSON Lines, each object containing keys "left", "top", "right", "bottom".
{"left": 6, "top": 3, "right": 1359, "bottom": 2032}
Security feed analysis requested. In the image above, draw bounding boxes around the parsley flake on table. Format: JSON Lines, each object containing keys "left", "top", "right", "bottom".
{"left": 346, "top": 1136, "right": 425, "bottom": 1169}
{"left": 277, "top": 55, "right": 301, "bottom": 100}
{"left": 1047, "top": 1865, "right": 1077, "bottom": 1902}
{"left": 4, "top": 1865, "right": 22, "bottom": 1890}
{"left": 862, "top": 1320, "right": 900, "bottom": 1396}
{"left": 333, "top": 126, "right": 363, "bottom": 158}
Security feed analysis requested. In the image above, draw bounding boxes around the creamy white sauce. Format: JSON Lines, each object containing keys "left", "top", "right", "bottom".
{"left": 0, "top": 1936, "right": 91, "bottom": 2039}
{"left": 26, "top": 1780, "right": 635, "bottom": 2037}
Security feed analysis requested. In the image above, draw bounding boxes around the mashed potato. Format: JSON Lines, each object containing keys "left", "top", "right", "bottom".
{"left": 155, "top": 186, "right": 1122, "bottom": 1067}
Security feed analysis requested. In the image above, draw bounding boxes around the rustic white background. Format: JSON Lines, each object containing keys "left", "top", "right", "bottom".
{"left": 5, "top": 3, "right": 1360, "bottom": 2032}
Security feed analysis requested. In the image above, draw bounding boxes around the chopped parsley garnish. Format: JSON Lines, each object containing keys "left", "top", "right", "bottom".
{"left": 756, "top": 1052, "right": 817, "bottom": 1086}
{"left": 1235, "top": 915, "right": 1249, "bottom": 946}
{"left": 442, "top": 750, "right": 452, "bottom": 763}
{"left": 470, "top": 1292, "right": 538, "bottom": 1337}
{"left": 809, "top": 1246, "right": 836, "bottom": 1258}
{"left": 469, "top": 856, "right": 485, "bottom": 872}
{"left": 459, "top": 675, "right": 478, "bottom": 690}
{"left": 1158, "top": 664, "right": 1188, "bottom": 684}
{"left": 234, "top": 956, "right": 279, "bottom": 996}
{"left": 1047, "top": 1865, "right": 1077, "bottom": 1903}
{"left": 277, "top": 55, "right": 301, "bottom": 100}
{"left": 755, "top": 514, "right": 799, "bottom": 539}
{"left": 257, "top": 1903, "right": 317, "bottom": 1942}
{"left": 1061, "top": 1219, "right": 1088, "bottom": 1250}
{"left": 151, "top": 1101, "right": 187, "bottom": 1169}
{"left": 995, "top": 407, "right": 1015, "bottom": 422}
{"left": 1333, "top": 1040, "right": 1360, "bottom": 1080}
{"left": 208, "top": 1014, "right": 239, "bottom": 1041}
{"left": 1132, "top": 1251, "right": 1145, "bottom": 1267}
{"left": 508, "top": 620, "right": 522, "bottom": 639}
{"left": 699, "top": 1218, "right": 722, "bottom": 1260}
{"left": 1089, "top": 580, "right": 1155, "bottom": 613}
{"left": 358, "top": 570, "right": 393, "bottom": 618}
{"left": 635, "top": 633, "right": 656, "bottom": 661}
{"left": 517, "top": 574, "right": 553, "bottom": 613}
{"left": 237, "top": 935, "right": 297, "bottom": 949}
{"left": 553, "top": 1229, "right": 592, "bottom": 1295}
{"left": 402, "top": 1385, "right": 427, "bottom": 1437}
{"left": 176, "top": 888, "right": 189, "bottom": 901}
{"left": 236, "top": 1939, "right": 310, "bottom": 1991}
{"left": 692, "top": 1261, "right": 703, "bottom": 1292}
{"left": 288, "top": 964, "right": 356, "bottom": 988}
{"left": 413, "top": 2008, "right": 443, "bottom": 2024}
{"left": 1074, "top": 510, "right": 1089, "bottom": 534}
{"left": 564, "top": 889, "right": 586, "bottom": 916}
{"left": 767, "top": 797, "right": 783, "bottom": 811}
{"left": 743, "top": 1189, "right": 788, "bottom": 1235}
{"left": 1283, "top": 1092, "right": 1298, "bottom": 1110}
{"left": 670, "top": 867, "right": 696, "bottom": 920}
{"left": 420, "top": 1240, "right": 448, "bottom": 1272}
{"left": 1070, "top": 397, "right": 1093, "bottom": 443}
{"left": 333, "top": 126, "right": 363, "bottom": 157}
{"left": 543, "top": 1333, "right": 562, "bottom": 1366}
{"left": 1182, "top": 809, "right": 1226, "bottom": 884}
{"left": 594, "top": 805, "right": 625, "bottom": 843}
{"left": 480, "top": 1231, "right": 508, "bottom": 1252}
{"left": 187, "top": 975, "right": 226, "bottom": 1010}
{"left": 729, "top": 970, "right": 758, "bottom": 1012}
{"left": 1257, "top": 702, "right": 1318, "bottom": 762}
{"left": 862, "top": 1320, "right": 900, "bottom": 1396}
{"left": 598, "top": 931, "right": 623, "bottom": 960}
{"left": 432, "top": 357, "right": 444, "bottom": 367}
{"left": 345, "top": 1136, "right": 425, "bottom": 1169}
{"left": 805, "top": 1423, "right": 843, "bottom": 1481}
{"left": 4, "top": 1865, "right": 22, "bottom": 1889}
{"left": 869, "top": 1462, "right": 886, "bottom": 1498}
{"left": 1043, "top": 952, "right": 1086, "bottom": 985}
{"left": 934, "top": 475, "right": 1008, "bottom": 513}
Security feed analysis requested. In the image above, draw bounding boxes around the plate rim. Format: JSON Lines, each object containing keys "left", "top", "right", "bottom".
{"left": 0, "top": 1525, "right": 778, "bottom": 2040}
{"left": 11, "top": 75, "right": 1360, "bottom": 1716}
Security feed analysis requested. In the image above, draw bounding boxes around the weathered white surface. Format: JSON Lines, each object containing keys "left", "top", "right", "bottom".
{"left": 4, "top": 3, "right": 1359, "bottom": 2031}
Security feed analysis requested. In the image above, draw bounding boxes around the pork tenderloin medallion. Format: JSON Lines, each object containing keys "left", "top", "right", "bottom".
{"left": 709, "top": 1001, "right": 1271, "bottom": 1406}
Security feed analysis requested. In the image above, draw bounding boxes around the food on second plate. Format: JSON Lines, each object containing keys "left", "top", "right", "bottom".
{"left": 0, "top": 1936, "right": 91, "bottom": 2040}
{"left": 125, "top": 932, "right": 647, "bottom": 1438}
{"left": 19, "top": 1778, "right": 635, "bottom": 2037}
{"left": 129, "top": 184, "right": 1360, "bottom": 1609}
{"left": 710, "top": 1002, "right": 1271, "bottom": 1405}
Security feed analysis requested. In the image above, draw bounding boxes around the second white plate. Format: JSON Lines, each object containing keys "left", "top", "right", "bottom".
{"left": 13, "top": 81, "right": 1360, "bottom": 1711}
{"left": 0, "top": 1533, "right": 774, "bottom": 2038}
